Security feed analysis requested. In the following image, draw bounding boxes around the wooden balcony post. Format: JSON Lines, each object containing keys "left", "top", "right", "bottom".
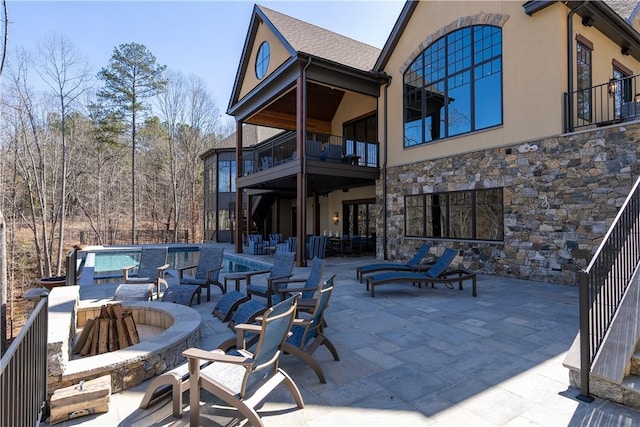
{"left": 235, "top": 120, "right": 244, "bottom": 253}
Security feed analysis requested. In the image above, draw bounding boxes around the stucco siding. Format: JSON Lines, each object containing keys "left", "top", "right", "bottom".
{"left": 239, "top": 21, "right": 292, "bottom": 100}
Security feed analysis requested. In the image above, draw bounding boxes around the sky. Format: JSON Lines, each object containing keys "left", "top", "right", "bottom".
{"left": 6, "top": 1, "right": 406, "bottom": 122}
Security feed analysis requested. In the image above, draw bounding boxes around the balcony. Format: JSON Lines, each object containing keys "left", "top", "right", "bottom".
{"left": 238, "top": 131, "right": 380, "bottom": 194}
{"left": 565, "top": 74, "right": 640, "bottom": 133}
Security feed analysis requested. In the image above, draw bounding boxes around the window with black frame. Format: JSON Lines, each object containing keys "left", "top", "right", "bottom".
{"left": 217, "top": 160, "right": 236, "bottom": 193}
{"left": 403, "top": 25, "right": 502, "bottom": 147}
{"left": 404, "top": 188, "right": 504, "bottom": 241}
{"left": 576, "top": 40, "right": 592, "bottom": 122}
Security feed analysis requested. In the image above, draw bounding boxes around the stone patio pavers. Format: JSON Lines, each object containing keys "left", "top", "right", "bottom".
{"left": 45, "top": 246, "right": 640, "bottom": 426}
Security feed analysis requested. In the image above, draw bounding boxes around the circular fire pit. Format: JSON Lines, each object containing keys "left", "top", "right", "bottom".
{"left": 48, "top": 298, "right": 202, "bottom": 394}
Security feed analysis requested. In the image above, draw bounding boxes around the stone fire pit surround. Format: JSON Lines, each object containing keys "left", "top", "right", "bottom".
{"left": 46, "top": 286, "right": 202, "bottom": 395}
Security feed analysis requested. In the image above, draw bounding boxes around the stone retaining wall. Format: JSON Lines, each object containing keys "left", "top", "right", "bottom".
{"left": 379, "top": 123, "right": 640, "bottom": 284}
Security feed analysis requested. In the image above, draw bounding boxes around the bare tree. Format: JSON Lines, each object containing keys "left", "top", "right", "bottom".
{"left": 3, "top": 47, "right": 57, "bottom": 278}
{"left": 97, "top": 43, "right": 167, "bottom": 244}
{"left": 0, "top": 0, "right": 8, "bottom": 354}
{"left": 36, "top": 33, "right": 91, "bottom": 274}
{"left": 156, "top": 70, "right": 220, "bottom": 241}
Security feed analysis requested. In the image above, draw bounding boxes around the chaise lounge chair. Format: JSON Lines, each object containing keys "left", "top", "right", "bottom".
{"left": 356, "top": 243, "right": 431, "bottom": 282}
{"left": 365, "top": 248, "right": 477, "bottom": 298}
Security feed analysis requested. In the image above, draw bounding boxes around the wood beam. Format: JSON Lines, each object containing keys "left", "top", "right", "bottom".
{"left": 235, "top": 120, "right": 244, "bottom": 254}
{"left": 296, "top": 74, "right": 306, "bottom": 267}
{"left": 248, "top": 111, "right": 331, "bottom": 134}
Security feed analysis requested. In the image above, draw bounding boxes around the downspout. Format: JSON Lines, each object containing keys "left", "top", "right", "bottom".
{"left": 567, "top": 1, "right": 588, "bottom": 132}
{"left": 382, "top": 74, "right": 391, "bottom": 260}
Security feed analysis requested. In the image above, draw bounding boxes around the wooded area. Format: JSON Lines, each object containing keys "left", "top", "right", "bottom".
{"left": 0, "top": 17, "right": 232, "bottom": 344}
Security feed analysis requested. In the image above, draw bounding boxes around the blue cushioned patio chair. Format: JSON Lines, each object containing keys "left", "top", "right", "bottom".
{"left": 122, "top": 246, "right": 169, "bottom": 299}
{"left": 219, "top": 275, "right": 339, "bottom": 384}
{"left": 274, "top": 256, "right": 324, "bottom": 313}
{"left": 247, "top": 234, "right": 267, "bottom": 255}
{"left": 245, "top": 252, "right": 295, "bottom": 306}
{"left": 281, "top": 274, "right": 339, "bottom": 384}
{"left": 356, "top": 243, "right": 431, "bottom": 283}
{"left": 365, "top": 248, "right": 477, "bottom": 298}
{"left": 183, "top": 294, "right": 304, "bottom": 427}
{"left": 177, "top": 246, "right": 225, "bottom": 301}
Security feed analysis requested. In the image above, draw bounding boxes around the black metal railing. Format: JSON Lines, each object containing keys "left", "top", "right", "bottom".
{"left": 240, "top": 131, "right": 379, "bottom": 176}
{"left": 565, "top": 74, "right": 640, "bottom": 133}
{"left": 576, "top": 174, "right": 640, "bottom": 401}
{"left": 78, "top": 229, "right": 190, "bottom": 245}
{"left": 0, "top": 295, "right": 48, "bottom": 426}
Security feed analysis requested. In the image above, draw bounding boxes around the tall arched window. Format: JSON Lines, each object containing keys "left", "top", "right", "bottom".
{"left": 404, "top": 25, "right": 502, "bottom": 147}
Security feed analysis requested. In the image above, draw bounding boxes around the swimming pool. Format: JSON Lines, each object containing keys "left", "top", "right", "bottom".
{"left": 89, "top": 246, "right": 267, "bottom": 278}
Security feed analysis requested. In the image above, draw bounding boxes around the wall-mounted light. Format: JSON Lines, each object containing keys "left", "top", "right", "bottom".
{"left": 332, "top": 211, "right": 339, "bottom": 225}
{"left": 622, "top": 46, "right": 632, "bottom": 56}
{"left": 608, "top": 78, "right": 618, "bottom": 97}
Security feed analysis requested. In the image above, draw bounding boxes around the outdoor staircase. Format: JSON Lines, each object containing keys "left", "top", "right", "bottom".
{"left": 564, "top": 271, "right": 640, "bottom": 409}
{"left": 251, "top": 194, "right": 275, "bottom": 232}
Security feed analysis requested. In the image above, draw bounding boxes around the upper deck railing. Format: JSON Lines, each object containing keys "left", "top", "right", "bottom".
{"left": 240, "top": 131, "right": 379, "bottom": 176}
{"left": 565, "top": 74, "right": 640, "bottom": 133}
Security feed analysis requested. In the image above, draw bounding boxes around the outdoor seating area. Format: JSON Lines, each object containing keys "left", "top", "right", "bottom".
{"left": 37, "top": 245, "right": 640, "bottom": 426}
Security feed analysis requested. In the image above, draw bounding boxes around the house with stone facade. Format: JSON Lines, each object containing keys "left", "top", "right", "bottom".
{"left": 203, "top": 0, "right": 640, "bottom": 284}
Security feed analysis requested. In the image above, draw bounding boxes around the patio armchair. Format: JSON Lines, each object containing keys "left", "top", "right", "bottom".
{"left": 276, "top": 236, "right": 297, "bottom": 257}
{"left": 274, "top": 256, "right": 324, "bottom": 314}
{"left": 247, "top": 234, "right": 268, "bottom": 255}
{"left": 183, "top": 294, "right": 304, "bottom": 426}
{"left": 122, "top": 246, "right": 170, "bottom": 299}
{"left": 177, "top": 246, "right": 225, "bottom": 301}
{"left": 268, "top": 233, "right": 284, "bottom": 247}
{"left": 356, "top": 243, "right": 431, "bottom": 282}
{"left": 306, "top": 235, "right": 328, "bottom": 259}
{"left": 365, "top": 248, "right": 477, "bottom": 298}
{"left": 281, "top": 274, "right": 339, "bottom": 383}
{"left": 245, "top": 252, "right": 295, "bottom": 306}
{"left": 220, "top": 275, "right": 339, "bottom": 384}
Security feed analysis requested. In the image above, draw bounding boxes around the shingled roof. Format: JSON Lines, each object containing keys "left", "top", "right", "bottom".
{"left": 258, "top": 5, "right": 381, "bottom": 72}
{"left": 604, "top": 0, "right": 640, "bottom": 21}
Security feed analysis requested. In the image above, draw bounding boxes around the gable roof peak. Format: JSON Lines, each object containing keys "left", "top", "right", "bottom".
{"left": 255, "top": 3, "right": 382, "bottom": 72}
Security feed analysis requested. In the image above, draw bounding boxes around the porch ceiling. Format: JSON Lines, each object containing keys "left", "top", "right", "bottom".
{"left": 246, "top": 82, "right": 345, "bottom": 132}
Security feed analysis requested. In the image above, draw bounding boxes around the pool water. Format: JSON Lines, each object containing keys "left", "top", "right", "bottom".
{"left": 93, "top": 250, "right": 256, "bottom": 275}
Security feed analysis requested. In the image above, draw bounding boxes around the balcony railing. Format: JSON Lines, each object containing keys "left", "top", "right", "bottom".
{"left": 240, "top": 131, "right": 379, "bottom": 176}
{"left": 565, "top": 74, "right": 640, "bottom": 133}
{"left": 1, "top": 295, "right": 48, "bottom": 426}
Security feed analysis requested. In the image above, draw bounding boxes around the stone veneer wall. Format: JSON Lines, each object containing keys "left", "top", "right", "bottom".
{"left": 378, "top": 123, "right": 640, "bottom": 284}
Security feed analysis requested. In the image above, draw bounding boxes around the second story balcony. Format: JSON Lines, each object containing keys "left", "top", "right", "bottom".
{"left": 237, "top": 131, "right": 380, "bottom": 194}
{"left": 565, "top": 74, "right": 640, "bottom": 133}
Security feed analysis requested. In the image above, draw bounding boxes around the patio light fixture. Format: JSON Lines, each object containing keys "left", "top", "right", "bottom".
{"left": 333, "top": 212, "right": 339, "bottom": 225}
{"left": 608, "top": 78, "right": 617, "bottom": 97}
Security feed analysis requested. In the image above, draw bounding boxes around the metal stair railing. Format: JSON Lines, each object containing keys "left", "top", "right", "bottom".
{"left": 577, "top": 174, "right": 640, "bottom": 402}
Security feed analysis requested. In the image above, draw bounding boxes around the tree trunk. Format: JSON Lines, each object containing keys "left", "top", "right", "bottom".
{"left": 0, "top": 209, "right": 7, "bottom": 354}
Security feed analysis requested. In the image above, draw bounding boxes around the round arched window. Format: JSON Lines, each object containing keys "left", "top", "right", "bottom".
{"left": 255, "top": 41, "right": 270, "bottom": 80}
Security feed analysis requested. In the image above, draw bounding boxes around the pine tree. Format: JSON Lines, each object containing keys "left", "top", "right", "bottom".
{"left": 97, "top": 43, "right": 167, "bottom": 243}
